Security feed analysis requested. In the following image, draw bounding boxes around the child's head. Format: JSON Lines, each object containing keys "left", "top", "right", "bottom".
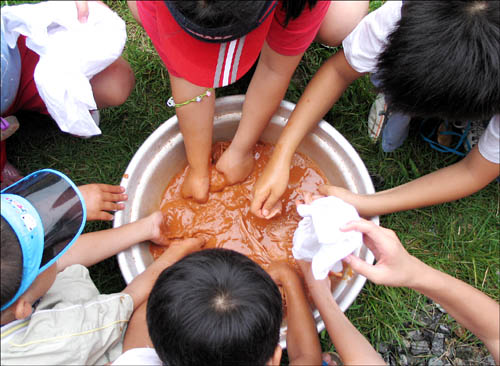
{"left": 0, "top": 169, "right": 86, "bottom": 317}
{"left": 1, "top": 217, "right": 23, "bottom": 309}
{"left": 377, "top": 1, "right": 499, "bottom": 120}
{"left": 147, "top": 248, "right": 283, "bottom": 366}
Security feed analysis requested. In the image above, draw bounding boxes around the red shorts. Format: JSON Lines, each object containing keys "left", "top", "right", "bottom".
{"left": 1, "top": 36, "right": 48, "bottom": 181}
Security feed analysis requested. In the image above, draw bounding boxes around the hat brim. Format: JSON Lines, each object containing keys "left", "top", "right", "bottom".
{"left": 2, "top": 169, "right": 86, "bottom": 270}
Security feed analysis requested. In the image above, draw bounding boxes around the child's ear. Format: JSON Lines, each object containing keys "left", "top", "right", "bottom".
{"left": 267, "top": 345, "right": 282, "bottom": 366}
{"left": 13, "top": 298, "right": 33, "bottom": 320}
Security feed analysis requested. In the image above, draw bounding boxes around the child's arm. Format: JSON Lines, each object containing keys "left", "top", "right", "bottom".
{"left": 267, "top": 262, "right": 322, "bottom": 366}
{"left": 121, "top": 302, "right": 153, "bottom": 352}
{"left": 78, "top": 183, "right": 127, "bottom": 221}
{"left": 342, "top": 219, "right": 500, "bottom": 364}
{"left": 215, "top": 43, "right": 303, "bottom": 185}
{"left": 251, "top": 50, "right": 363, "bottom": 218}
{"left": 57, "top": 211, "right": 168, "bottom": 271}
{"left": 297, "top": 260, "right": 385, "bottom": 365}
{"left": 320, "top": 145, "right": 499, "bottom": 217}
{"left": 122, "top": 237, "right": 204, "bottom": 310}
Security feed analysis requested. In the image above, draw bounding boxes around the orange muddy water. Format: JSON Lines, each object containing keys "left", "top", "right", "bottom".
{"left": 150, "top": 142, "right": 333, "bottom": 274}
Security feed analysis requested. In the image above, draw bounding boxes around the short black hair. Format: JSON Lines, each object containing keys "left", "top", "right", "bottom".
{"left": 377, "top": 1, "right": 500, "bottom": 120}
{"left": 1, "top": 217, "right": 23, "bottom": 308}
{"left": 147, "top": 248, "right": 282, "bottom": 366}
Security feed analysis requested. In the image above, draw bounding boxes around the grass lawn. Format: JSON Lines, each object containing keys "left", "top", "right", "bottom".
{"left": 3, "top": 0, "right": 499, "bottom": 363}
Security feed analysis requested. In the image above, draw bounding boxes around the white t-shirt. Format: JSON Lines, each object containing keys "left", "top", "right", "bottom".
{"left": 112, "top": 347, "right": 162, "bottom": 365}
{"left": 342, "top": 1, "right": 499, "bottom": 164}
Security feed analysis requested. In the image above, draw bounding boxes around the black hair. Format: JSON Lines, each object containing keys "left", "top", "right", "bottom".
{"left": 1, "top": 217, "right": 23, "bottom": 308}
{"left": 281, "top": 0, "right": 318, "bottom": 26}
{"left": 377, "top": 1, "right": 500, "bottom": 120}
{"left": 147, "top": 248, "right": 283, "bottom": 366}
{"left": 169, "top": 0, "right": 318, "bottom": 31}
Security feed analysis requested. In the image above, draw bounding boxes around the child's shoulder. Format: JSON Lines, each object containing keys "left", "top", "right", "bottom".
{"left": 342, "top": 1, "right": 403, "bottom": 74}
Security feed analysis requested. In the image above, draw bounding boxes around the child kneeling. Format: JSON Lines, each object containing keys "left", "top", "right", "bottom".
{"left": 1, "top": 169, "right": 203, "bottom": 365}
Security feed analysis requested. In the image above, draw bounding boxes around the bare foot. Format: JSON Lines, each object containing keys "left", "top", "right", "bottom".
{"left": 181, "top": 167, "right": 210, "bottom": 203}
{"left": 209, "top": 166, "right": 227, "bottom": 193}
{"left": 215, "top": 147, "right": 254, "bottom": 185}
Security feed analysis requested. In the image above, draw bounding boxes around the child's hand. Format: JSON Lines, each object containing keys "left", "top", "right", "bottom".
{"left": 78, "top": 184, "right": 127, "bottom": 221}
{"left": 75, "top": 1, "right": 89, "bottom": 22}
{"left": 74, "top": 1, "right": 106, "bottom": 23}
{"left": 341, "top": 219, "right": 423, "bottom": 288}
{"left": 251, "top": 156, "right": 289, "bottom": 219}
{"left": 147, "top": 211, "right": 170, "bottom": 246}
{"left": 267, "top": 261, "right": 298, "bottom": 287}
{"left": 297, "top": 260, "right": 331, "bottom": 297}
{"left": 161, "top": 237, "right": 205, "bottom": 265}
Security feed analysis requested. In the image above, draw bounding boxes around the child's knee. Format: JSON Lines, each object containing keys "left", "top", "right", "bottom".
{"left": 91, "top": 57, "right": 135, "bottom": 108}
{"left": 108, "top": 58, "right": 135, "bottom": 106}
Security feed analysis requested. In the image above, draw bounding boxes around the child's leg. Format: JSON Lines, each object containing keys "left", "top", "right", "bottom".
{"left": 316, "top": 1, "right": 369, "bottom": 47}
{"left": 170, "top": 74, "right": 215, "bottom": 203}
{"left": 127, "top": 1, "right": 142, "bottom": 26}
{"left": 216, "top": 44, "right": 302, "bottom": 185}
{"left": 90, "top": 57, "right": 135, "bottom": 109}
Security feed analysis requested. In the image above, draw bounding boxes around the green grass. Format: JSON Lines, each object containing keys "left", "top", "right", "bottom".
{"left": 3, "top": 0, "right": 499, "bottom": 362}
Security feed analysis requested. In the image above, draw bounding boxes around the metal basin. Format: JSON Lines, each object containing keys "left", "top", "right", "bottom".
{"left": 114, "top": 95, "right": 377, "bottom": 348}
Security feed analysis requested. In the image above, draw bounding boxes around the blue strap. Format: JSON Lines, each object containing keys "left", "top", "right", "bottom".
{"left": 420, "top": 119, "right": 471, "bottom": 157}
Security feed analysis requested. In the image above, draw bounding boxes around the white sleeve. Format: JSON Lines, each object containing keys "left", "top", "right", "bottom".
{"left": 342, "top": 1, "right": 403, "bottom": 74}
{"left": 112, "top": 348, "right": 163, "bottom": 365}
{"left": 478, "top": 115, "right": 500, "bottom": 164}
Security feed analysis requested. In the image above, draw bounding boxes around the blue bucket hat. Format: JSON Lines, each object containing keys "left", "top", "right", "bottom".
{"left": 1, "top": 169, "right": 86, "bottom": 311}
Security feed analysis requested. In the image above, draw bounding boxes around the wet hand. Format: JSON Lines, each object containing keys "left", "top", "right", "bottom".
{"left": 297, "top": 260, "right": 331, "bottom": 296}
{"left": 162, "top": 237, "right": 206, "bottom": 263}
{"left": 251, "top": 159, "right": 289, "bottom": 219}
{"left": 267, "top": 261, "right": 296, "bottom": 286}
{"left": 341, "top": 219, "right": 421, "bottom": 288}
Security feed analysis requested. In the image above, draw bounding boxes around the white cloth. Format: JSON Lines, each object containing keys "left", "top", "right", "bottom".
{"left": 292, "top": 196, "right": 363, "bottom": 280}
{"left": 478, "top": 115, "right": 499, "bottom": 164}
{"left": 112, "top": 347, "right": 162, "bottom": 365}
{"left": 342, "top": 2, "right": 499, "bottom": 165}
{"left": 1, "top": 265, "right": 133, "bottom": 365}
{"left": 1, "top": 1, "right": 127, "bottom": 137}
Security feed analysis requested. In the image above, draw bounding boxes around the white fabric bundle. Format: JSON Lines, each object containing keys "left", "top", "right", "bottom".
{"left": 292, "top": 196, "right": 363, "bottom": 280}
{"left": 1, "top": 1, "right": 127, "bottom": 137}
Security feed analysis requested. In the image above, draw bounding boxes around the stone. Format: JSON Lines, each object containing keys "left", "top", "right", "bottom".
{"left": 378, "top": 342, "right": 389, "bottom": 354}
{"left": 431, "top": 333, "right": 445, "bottom": 355}
{"left": 399, "top": 354, "right": 408, "bottom": 366}
{"left": 407, "top": 330, "right": 425, "bottom": 341}
{"left": 403, "top": 339, "right": 411, "bottom": 350}
{"left": 437, "top": 324, "right": 450, "bottom": 334}
{"left": 411, "top": 340, "right": 431, "bottom": 356}
{"left": 435, "top": 303, "right": 447, "bottom": 313}
{"left": 485, "top": 354, "right": 496, "bottom": 365}
{"left": 453, "top": 358, "right": 465, "bottom": 366}
{"left": 428, "top": 357, "right": 444, "bottom": 366}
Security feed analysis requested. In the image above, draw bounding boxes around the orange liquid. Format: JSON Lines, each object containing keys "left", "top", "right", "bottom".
{"left": 151, "top": 141, "right": 331, "bottom": 273}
